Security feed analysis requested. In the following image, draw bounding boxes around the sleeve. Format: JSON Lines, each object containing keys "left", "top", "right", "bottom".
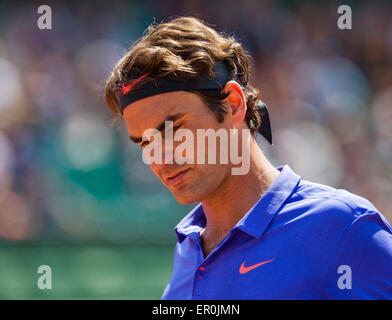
{"left": 323, "top": 210, "right": 392, "bottom": 299}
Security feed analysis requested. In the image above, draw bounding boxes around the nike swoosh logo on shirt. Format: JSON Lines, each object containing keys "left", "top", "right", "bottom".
{"left": 239, "top": 259, "right": 274, "bottom": 274}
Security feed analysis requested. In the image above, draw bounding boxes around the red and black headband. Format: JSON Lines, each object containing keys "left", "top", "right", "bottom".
{"left": 119, "top": 60, "right": 272, "bottom": 144}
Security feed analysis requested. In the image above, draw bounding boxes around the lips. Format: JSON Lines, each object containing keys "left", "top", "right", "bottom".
{"left": 166, "top": 168, "right": 191, "bottom": 186}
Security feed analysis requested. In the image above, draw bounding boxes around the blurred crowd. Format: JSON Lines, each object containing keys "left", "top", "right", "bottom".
{"left": 0, "top": 0, "right": 391, "bottom": 243}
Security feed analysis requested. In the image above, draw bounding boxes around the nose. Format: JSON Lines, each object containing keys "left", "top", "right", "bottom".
{"left": 148, "top": 143, "right": 175, "bottom": 172}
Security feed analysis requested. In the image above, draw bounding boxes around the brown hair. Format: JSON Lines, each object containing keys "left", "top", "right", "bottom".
{"left": 104, "top": 16, "right": 263, "bottom": 134}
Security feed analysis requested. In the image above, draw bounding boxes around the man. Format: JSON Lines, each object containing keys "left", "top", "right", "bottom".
{"left": 104, "top": 17, "right": 392, "bottom": 299}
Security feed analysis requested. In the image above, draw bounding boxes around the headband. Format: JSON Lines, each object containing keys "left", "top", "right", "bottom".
{"left": 119, "top": 60, "right": 272, "bottom": 144}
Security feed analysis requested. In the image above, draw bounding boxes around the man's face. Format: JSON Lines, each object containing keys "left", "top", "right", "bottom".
{"left": 123, "top": 91, "right": 234, "bottom": 205}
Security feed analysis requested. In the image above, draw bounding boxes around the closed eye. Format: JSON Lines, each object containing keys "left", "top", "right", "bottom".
{"left": 140, "top": 123, "right": 184, "bottom": 149}
{"left": 140, "top": 141, "right": 148, "bottom": 149}
{"left": 162, "top": 123, "right": 183, "bottom": 139}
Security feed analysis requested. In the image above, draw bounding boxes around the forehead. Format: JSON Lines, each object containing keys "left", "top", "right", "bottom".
{"left": 123, "top": 91, "right": 207, "bottom": 132}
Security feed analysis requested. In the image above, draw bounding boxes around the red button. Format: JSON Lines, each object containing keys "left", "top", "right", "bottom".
{"left": 198, "top": 267, "right": 205, "bottom": 279}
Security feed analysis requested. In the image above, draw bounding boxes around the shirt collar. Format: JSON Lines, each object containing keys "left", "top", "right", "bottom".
{"left": 174, "top": 164, "right": 301, "bottom": 243}
{"left": 174, "top": 203, "right": 206, "bottom": 243}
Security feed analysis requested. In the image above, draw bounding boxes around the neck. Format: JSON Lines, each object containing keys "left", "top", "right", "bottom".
{"left": 200, "top": 139, "right": 280, "bottom": 238}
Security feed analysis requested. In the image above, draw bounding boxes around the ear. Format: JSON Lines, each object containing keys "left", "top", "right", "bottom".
{"left": 222, "top": 80, "right": 247, "bottom": 126}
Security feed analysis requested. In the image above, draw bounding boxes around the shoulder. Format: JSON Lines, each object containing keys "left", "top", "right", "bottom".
{"left": 274, "top": 177, "right": 392, "bottom": 244}
{"left": 300, "top": 181, "right": 392, "bottom": 298}
{"left": 291, "top": 178, "right": 383, "bottom": 223}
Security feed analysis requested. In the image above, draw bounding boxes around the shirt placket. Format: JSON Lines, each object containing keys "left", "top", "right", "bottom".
{"left": 191, "top": 228, "right": 237, "bottom": 299}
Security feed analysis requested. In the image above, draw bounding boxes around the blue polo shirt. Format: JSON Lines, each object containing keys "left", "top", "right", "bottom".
{"left": 161, "top": 165, "right": 392, "bottom": 299}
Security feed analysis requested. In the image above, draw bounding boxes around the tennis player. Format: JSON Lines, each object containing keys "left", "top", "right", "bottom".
{"left": 104, "top": 17, "right": 392, "bottom": 299}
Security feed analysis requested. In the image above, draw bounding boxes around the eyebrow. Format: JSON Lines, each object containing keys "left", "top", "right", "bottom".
{"left": 129, "top": 113, "right": 186, "bottom": 144}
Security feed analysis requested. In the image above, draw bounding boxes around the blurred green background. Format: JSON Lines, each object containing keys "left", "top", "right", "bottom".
{"left": 0, "top": 0, "right": 391, "bottom": 299}
{"left": 0, "top": 243, "right": 174, "bottom": 299}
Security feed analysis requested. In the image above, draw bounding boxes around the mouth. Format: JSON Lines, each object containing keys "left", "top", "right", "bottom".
{"left": 166, "top": 168, "right": 191, "bottom": 186}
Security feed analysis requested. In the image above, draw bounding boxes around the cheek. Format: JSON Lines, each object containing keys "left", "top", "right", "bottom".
{"left": 149, "top": 163, "right": 164, "bottom": 183}
{"left": 193, "top": 163, "right": 227, "bottom": 186}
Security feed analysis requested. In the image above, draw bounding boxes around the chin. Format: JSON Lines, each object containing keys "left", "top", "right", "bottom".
{"left": 171, "top": 187, "right": 201, "bottom": 205}
{"left": 173, "top": 193, "right": 199, "bottom": 205}
{"left": 176, "top": 198, "right": 195, "bottom": 205}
